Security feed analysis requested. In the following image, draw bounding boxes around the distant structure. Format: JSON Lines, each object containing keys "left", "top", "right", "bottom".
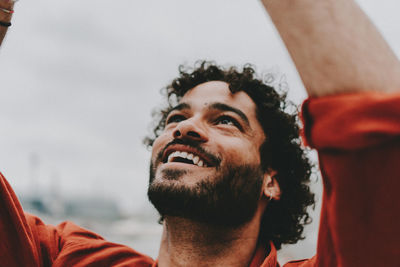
{"left": 21, "top": 153, "right": 121, "bottom": 222}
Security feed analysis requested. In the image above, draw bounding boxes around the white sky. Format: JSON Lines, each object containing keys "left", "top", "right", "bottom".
{"left": 0, "top": 0, "right": 399, "bottom": 259}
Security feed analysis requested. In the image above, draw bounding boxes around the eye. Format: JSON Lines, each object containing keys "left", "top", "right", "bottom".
{"left": 216, "top": 115, "right": 241, "bottom": 129}
{"left": 166, "top": 114, "right": 186, "bottom": 124}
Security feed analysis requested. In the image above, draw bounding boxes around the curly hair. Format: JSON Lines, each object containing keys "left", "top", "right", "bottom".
{"left": 144, "top": 61, "right": 315, "bottom": 249}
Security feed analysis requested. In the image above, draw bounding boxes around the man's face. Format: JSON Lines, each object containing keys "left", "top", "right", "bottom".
{"left": 148, "top": 81, "right": 267, "bottom": 226}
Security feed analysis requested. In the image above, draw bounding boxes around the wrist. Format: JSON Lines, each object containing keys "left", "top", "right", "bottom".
{"left": 0, "top": 0, "right": 15, "bottom": 26}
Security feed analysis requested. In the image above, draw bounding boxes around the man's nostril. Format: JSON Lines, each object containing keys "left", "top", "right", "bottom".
{"left": 174, "top": 130, "right": 182, "bottom": 137}
{"left": 187, "top": 131, "right": 201, "bottom": 138}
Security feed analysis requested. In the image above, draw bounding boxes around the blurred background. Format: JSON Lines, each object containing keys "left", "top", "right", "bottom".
{"left": 0, "top": 0, "right": 399, "bottom": 264}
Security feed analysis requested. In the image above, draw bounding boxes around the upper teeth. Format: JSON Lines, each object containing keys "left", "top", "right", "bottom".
{"left": 167, "top": 151, "right": 206, "bottom": 167}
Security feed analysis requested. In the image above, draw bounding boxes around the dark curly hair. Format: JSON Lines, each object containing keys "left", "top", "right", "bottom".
{"left": 144, "top": 61, "right": 315, "bottom": 249}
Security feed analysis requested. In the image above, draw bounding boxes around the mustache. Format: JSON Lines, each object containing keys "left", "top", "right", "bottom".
{"left": 156, "top": 139, "right": 221, "bottom": 167}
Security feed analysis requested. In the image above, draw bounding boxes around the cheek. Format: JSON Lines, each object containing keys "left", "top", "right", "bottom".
{"left": 151, "top": 135, "right": 167, "bottom": 160}
{"left": 217, "top": 139, "right": 262, "bottom": 165}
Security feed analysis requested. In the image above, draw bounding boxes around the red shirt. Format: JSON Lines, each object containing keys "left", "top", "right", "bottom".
{"left": 1, "top": 92, "right": 399, "bottom": 267}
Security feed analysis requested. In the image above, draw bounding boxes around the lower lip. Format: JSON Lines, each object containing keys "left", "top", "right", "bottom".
{"left": 163, "top": 162, "right": 210, "bottom": 168}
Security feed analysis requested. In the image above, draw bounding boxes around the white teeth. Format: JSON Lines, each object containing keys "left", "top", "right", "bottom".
{"left": 166, "top": 151, "right": 207, "bottom": 167}
{"left": 168, "top": 151, "right": 178, "bottom": 162}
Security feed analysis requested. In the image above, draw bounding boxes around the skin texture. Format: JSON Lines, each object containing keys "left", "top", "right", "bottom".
{"left": 0, "top": 0, "right": 14, "bottom": 46}
{"left": 151, "top": 81, "right": 266, "bottom": 188}
{"left": 151, "top": 81, "right": 280, "bottom": 267}
{"left": 262, "top": 0, "right": 400, "bottom": 96}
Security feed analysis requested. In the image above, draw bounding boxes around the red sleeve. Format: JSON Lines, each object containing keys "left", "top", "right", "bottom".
{"left": 52, "top": 221, "right": 155, "bottom": 267}
{"left": 0, "top": 173, "right": 42, "bottom": 267}
{"left": 0, "top": 173, "right": 155, "bottom": 267}
{"left": 301, "top": 92, "right": 400, "bottom": 267}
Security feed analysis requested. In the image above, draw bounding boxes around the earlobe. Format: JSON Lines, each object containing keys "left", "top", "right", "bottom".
{"left": 263, "top": 171, "right": 281, "bottom": 201}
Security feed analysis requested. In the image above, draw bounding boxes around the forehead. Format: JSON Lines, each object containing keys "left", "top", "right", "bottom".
{"left": 180, "top": 81, "right": 258, "bottom": 118}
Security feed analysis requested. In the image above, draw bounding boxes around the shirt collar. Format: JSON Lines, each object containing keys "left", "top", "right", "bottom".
{"left": 249, "top": 241, "right": 279, "bottom": 267}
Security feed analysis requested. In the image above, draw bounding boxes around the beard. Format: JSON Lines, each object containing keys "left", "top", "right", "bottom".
{"left": 147, "top": 161, "right": 264, "bottom": 228}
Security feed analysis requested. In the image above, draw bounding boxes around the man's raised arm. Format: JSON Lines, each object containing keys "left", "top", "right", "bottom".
{"left": 261, "top": 1, "right": 400, "bottom": 266}
{"left": 262, "top": 0, "right": 400, "bottom": 96}
{"left": 0, "top": 0, "right": 14, "bottom": 47}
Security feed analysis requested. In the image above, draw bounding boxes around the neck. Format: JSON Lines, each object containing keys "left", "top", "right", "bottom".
{"left": 157, "top": 206, "right": 266, "bottom": 267}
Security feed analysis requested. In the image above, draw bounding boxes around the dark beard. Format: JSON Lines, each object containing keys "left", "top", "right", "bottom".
{"left": 147, "top": 162, "right": 264, "bottom": 228}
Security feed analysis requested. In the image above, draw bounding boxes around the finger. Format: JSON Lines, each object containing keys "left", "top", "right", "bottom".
{"left": 0, "top": 0, "right": 15, "bottom": 23}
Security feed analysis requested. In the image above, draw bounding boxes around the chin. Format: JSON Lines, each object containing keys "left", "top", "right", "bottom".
{"left": 148, "top": 163, "right": 264, "bottom": 228}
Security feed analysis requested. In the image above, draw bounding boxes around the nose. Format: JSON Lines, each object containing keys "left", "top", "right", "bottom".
{"left": 173, "top": 118, "right": 208, "bottom": 142}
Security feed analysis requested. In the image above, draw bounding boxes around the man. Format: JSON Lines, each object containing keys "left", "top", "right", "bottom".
{"left": 145, "top": 64, "right": 315, "bottom": 266}
{"left": 1, "top": 0, "right": 399, "bottom": 267}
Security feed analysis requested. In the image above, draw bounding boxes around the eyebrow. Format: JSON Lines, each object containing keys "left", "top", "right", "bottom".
{"left": 166, "top": 103, "right": 191, "bottom": 116}
{"left": 166, "top": 102, "right": 250, "bottom": 128}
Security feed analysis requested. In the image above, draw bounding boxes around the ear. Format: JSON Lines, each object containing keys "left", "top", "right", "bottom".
{"left": 262, "top": 170, "right": 281, "bottom": 201}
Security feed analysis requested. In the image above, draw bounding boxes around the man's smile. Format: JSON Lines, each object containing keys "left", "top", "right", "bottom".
{"left": 161, "top": 144, "right": 216, "bottom": 168}
{"left": 166, "top": 151, "right": 207, "bottom": 167}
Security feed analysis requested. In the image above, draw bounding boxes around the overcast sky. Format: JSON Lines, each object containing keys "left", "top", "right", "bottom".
{"left": 0, "top": 0, "right": 399, "bottom": 240}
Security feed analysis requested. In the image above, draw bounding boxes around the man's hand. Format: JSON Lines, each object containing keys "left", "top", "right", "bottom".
{"left": 0, "top": 0, "right": 15, "bottom": 47}
{"left": 262, "top": 0, "right": 400, "bottom": 96}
